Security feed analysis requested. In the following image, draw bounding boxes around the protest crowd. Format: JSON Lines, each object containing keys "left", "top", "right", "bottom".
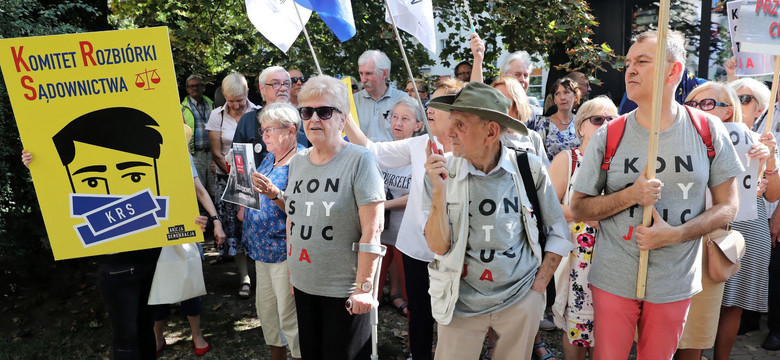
{"left": 14, "top": 7, "right": 780, "bottom": 360}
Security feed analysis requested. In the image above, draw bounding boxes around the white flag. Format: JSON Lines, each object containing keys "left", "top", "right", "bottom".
{"left": 385, "top": 0, "right": 436, "bottom": 54}
{"left": 246, "top": 0, "right": 312, "bottom": 53}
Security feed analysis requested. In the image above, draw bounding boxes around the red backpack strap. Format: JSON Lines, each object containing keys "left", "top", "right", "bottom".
{"left": 570, "top": 148, "right": 578, "bottom": 177}
{"left": 601, "top": 115, "right": 628, "bottom": 170}
{"left": 684, "top": 105, "right": 715, "bottom": 159}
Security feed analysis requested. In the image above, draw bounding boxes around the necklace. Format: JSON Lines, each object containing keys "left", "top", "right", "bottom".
{"left": 273, "top": 145, "right": 296, "bottom": 167}
{"left": 555, "top": 113, "right": 573, "bottom": 125}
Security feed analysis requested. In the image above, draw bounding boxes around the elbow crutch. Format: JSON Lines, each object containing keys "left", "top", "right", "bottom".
{"left": 348, "top": 242, "right": 387, "bottom": 360}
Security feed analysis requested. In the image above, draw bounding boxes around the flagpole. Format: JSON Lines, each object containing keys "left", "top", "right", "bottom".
{"left": 384, "top": 0, "right": 434, "bottom": 141}
{"left": 293, "top": 1, "right": 323, "bottom": 75}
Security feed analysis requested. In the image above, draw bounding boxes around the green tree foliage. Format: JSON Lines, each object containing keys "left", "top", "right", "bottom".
{"left": 109, "top": 0, "right": 434, "bottom": 84}
{"left": 109, "top": 1, "right": 618, "bottom": 85}
{"left": 436, "top": 0, "right": 619, "bottom": 84}
{"left": 0, "top": 0, "right": 106, "bottom": 255}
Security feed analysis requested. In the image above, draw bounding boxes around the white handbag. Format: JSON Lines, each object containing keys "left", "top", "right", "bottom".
{"left": 148, "top": 243, "right": 207, "bottom": 305}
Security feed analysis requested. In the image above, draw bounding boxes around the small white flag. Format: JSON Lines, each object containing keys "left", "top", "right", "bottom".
{"left": 246, "top": 0, "right": 312, "bottom": 53}
{"left": 385, "top": 0, "right": 436, "bottom": 54}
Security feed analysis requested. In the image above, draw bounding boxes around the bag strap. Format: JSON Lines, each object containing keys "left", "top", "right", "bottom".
{"left": 685, "top": 105, "right": 715, "bottom": 159}
{"left": 515, "top": 150, "right": 546, "bottom": 252}
{"left": 570, "top": 147, "right": 578, "bottom": 177}
{"left": 602, "top": 115, "right": 628, "bottom": 171}
{"left": 601, "top": 108, "right": 714, "bottom": 171}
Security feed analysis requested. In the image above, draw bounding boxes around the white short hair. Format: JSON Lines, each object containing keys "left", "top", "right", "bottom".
{"left": 258, "top": 102, "right": 301, "bottom": 132}
{"left": 358, "top": 50, "right": 391, "bottom": 76}
{"left": 731, "top": 77, "right": 771, "bottom": 112}
{"left": 298, "top": 75, "right": 349, "bottom": 115}
{"left": 258, "top": 66, "right": 289, "bottom": 86}
{"left": 500, "top": 51, "right": 531, "bottom": 75}
{"left": 221, "top": 72, "right": 248, "bottom": 97}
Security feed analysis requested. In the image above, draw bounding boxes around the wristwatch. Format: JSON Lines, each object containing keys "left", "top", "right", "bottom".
{"left": 358, "top": 281, "right": 372, "bottom": 293}
{"left": 208, "top": 215, "right": 219, "bottom": 223}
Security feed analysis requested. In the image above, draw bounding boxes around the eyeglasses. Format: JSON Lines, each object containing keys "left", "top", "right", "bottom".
{"left": 258, "top": 126, "right": 289, "bottom": 136}
{"left": 186, "top": 83, "right": 205, "bottom": 89}
{"left": 265, "top": 81, "right": 291, "bottom": 90}
{"left": 291, "top": 76, "right": 307, "bottom": 84}
{"left": 456, "top": 71, "right": 471, "bottom": 77}
{"left": 684, "top": 98, "right": 730, "bottom": 111}
{"left": 299, "top": 106, "right": 342, "bottom": 120}
{"left": 583, "top": 115, "right": 615, "bottom": 126}
{"left": 738, "top": 94, "right": 757, "bottom": 105}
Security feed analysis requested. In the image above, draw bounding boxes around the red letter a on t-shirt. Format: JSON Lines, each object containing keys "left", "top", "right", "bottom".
{"left": 299, "top": 248, "right": 311, "bottom": 263}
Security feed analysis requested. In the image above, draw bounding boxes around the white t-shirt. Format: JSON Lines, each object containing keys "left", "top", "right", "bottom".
{"left": 204, "top": 101, "right": 259, "bottom": 174}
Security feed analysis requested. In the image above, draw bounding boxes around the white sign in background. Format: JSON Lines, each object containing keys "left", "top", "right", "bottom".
{"left": 728, "top": 0, "right": 775, "bottom": 76}
{"left": 736, "top": 1, "right": 780, "bottom": 56}
{"left": 726, "top": 122, "right": 760, "bottom": 222}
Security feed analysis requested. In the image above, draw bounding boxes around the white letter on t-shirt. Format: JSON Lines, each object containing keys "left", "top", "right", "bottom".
{"left": 482, "top": 225, "right": 493, "bottom": 242}
{"left": 322, "top": 201, "right": 335, "bottom": 216}
{"left": 678, "top": 182, "right": 694, "bottom": 200}
{"left": 305, "top": 201, "right": 314, "bottom": 216}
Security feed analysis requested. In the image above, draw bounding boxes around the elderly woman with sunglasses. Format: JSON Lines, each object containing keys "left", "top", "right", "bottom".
{"left": 548, "top": 96, "right": 617, "bottom": 360}
{"left": 237, "top": 102, "right": 304, "bottom": 360}
{"left": 676, "top": 82, "right": 780, "bottom": 360}
{"left": 730, "top": 78, "right": 771, "bottom": 129}
{"left": 285, "top": 75, "right": 385, "bottom": 360}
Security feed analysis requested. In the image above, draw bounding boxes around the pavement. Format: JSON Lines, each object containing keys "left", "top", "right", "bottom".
{"left": 702, "top": 315, "right": 778, "bottom": 360}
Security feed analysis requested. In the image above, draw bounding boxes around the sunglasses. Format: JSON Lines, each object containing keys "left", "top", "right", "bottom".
{"left": 299, "top": 106, "right": 342, "bottom": 120}
{"left": 583, "top": 115, "right": 615, "bottom": 126}
{"left": 738, "top": 94, "right": 756, "bottom": 105}
{"left": 291, "top": 76, "right": 307, "bottom": 84}
{"left": 684, "top": 98, "right": 730, "bottom": 111}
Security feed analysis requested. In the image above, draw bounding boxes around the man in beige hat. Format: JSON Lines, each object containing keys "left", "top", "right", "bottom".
{"left": 422, "top": 82, "right": 574, "bottom": 359}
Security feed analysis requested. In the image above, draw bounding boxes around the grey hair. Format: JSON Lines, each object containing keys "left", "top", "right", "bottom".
{"left": 392, "top": 96, "right": 426, "bottom": 136}
{"left": 500, "top": 51, "right": 531, "bottom": 75}
{"left": 358, "top": 50, "right": 391, "bottom": 77}
{"left": 258, "top": 66, "right": 289, "bottom": 85}
{"left": 731, "top": 77, "right": 771, "bottom": 114}
{"left": 221, "top": 72, "right": 248, "bottom": 98}
{"left": 258, "top": 102, "right": 301, "bottom": 133}
{"left": 298, "top": 75, "right": 350, "bottom": 115}
{"left": 186, "top": 74, "right": 203, "bottom": 83}
{"left": 574, "top": 96, "right": 617, "bottom": 143}
{"left": 633, "top": 30, "right": 687, "bottom": 64}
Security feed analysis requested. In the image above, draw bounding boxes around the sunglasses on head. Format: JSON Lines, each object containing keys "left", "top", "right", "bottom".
{"left": 684, "top": 98, "right": 730, "bottom": 111}
{"left": 738, "top": 94, "right": 756, "bottom": 105}
{"left": 583, "top": 115, "right": 615, "bottom": 126}
{"left": 299, "top": 106, "right": 342, "bottom": 120}
{"left": 291, "top": 76, "right": 307, "bottom": 84}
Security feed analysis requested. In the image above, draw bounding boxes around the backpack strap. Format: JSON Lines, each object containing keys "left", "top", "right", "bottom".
{"left": 570, "top": 147, "right": 579, "bottom": 177}
{"left": 684, "top": 105, "right": 715, "bottom": 159}
{"left": 515, "top": 150, "right": 546, "bottom": 252}
{"left": 601, "top": 115, "right": 628, "bottom": 170}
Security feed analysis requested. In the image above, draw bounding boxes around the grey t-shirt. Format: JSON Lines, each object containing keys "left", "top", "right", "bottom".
{"left": 573, "top": 104, "right": 743, "bottom": 303}
{"left": 286, "top": 143, "right": 386, "bottom": 298}
{"left": 423, "top": 147, "right": 570, "bottom": 316}
{"left": 455, "top": 169, "right": 538, "bottom": 317}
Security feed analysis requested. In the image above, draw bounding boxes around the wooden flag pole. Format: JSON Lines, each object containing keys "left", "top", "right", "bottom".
{"left": 293, "top": 1, "right": 322, "bottom": 75}
{"left": 636, "top": 0, "right": 671, "bottom": 299}
{"left": 758, "top": 57, "right": 780, "bottom": 180}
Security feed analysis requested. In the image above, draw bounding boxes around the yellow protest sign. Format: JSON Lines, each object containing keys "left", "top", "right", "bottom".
{"left": 341, "top": 76, "right": 360, "bottom": 137}
{"left": 0, "top": 27, "right": 202, "bottom": 260}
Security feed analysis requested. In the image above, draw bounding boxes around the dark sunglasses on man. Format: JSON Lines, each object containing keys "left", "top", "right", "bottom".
{"left": 291, "top": 76, "right": 307, "bottom": 84}
{"left": 738, "top": 94, "right": 757, "bottom": 105}
{"left": 299, "top": 106, "right": 342, "bottom": 120}
{"left": 582, "top": 115, "right": 615, "bottom": 126}
{"left": 684, "top": 98, "right": 730, "bottom": 111}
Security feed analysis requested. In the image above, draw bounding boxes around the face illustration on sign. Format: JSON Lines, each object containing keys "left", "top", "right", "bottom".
{"left": 53, "top": 107, "right": 163, "bottom": 196}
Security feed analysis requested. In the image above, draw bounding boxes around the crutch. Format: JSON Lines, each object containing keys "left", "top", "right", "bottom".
{"left": 347, "top": 242, "right": 387, "bottom": 360}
